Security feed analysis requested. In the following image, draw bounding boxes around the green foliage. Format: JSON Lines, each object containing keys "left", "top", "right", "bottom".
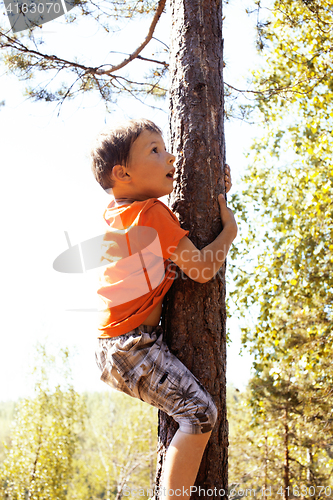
{"left": 228, "top": 0, "right": 333, "bottom": 490}
{"left": 228, "top": 385, "right": 284, "bottom": 494}
{"left": 249, "top": 365, "right": 333, "bottom": 488}
{"left": 70, "top": 391, "right": 158, "bottom": 500}
{"left": 0, "top": 402, "right": 16, "bottom": 464}
{"left": 230, "top": 0, "right": 333, "bottom": 387}
{"left": 0, "top": 345, "right": 86, "bottom": 500}
{"left": 228, "top": 379, "right": 333, "bottom": 494}
{"left": 252, "top": 0, "right": 333, "bottom": 111}
{"left": 0, "top": 344, "right": 158, "bottom": 500}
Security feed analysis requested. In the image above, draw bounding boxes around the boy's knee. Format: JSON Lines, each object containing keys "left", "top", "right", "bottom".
{"left": 196, "top": 396, "right": 218, "bottom": 434}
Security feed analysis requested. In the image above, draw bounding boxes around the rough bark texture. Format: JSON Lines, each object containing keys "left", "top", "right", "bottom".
{"left": 283, "top": 411, "right": 290, "bottom": 500}
{"left": 155, "top": 0, "right": 228, "bottom": 498}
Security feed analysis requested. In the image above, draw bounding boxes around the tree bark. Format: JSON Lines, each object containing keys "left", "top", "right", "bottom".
{"left": 155, "top": 0, "right": 227, "bottom": 498}
{"left": 283, "top": 409, "right": 290, "bottom": 500}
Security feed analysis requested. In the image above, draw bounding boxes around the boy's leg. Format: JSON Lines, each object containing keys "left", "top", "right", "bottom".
{"left": 96, "top": 325, "right": 217, "bottom": 500}
{"left": 161, "top": 429, "right": 211, "bottom": 500}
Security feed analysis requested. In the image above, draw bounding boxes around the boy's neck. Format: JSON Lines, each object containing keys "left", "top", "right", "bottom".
{"left": 113, "top": 196, "right": 136, "bottom": 205}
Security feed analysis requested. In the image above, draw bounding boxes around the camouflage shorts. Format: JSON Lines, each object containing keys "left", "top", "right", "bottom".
{"left": 95, "top": 324, "right": 217, "bottom": 434}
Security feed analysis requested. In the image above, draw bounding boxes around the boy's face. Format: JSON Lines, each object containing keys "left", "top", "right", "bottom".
{"left": 116, "top": 130, "right": 176, "bottom": 201}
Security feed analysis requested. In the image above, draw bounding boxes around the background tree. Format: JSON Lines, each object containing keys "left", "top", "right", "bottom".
{"left": 0, "top": 345, "right": 86, "bottom": 500}
{"left": 0, "top": 344, "right": 158, "bottom": 500}
{"left": 69, "top": 391, "right": 158, "bottom": 500}
{"left": 0, "top": 402, "right": 15, "bottom": 465}
{"left": 228, "top": 0, "right": 333, "bottom": 493}
{"left": 227, "top": 386, "right": 272, "bottom": 498}
{"left": 229, "top": 0, "right": 333, "bottom": 413}
{"left": 228, "top": 376, "right": 333, "bottom": 498}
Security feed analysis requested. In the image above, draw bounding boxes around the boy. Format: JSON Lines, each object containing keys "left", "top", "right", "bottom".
{"left": 91, "top": 118, "right": 237, "bottom": 500}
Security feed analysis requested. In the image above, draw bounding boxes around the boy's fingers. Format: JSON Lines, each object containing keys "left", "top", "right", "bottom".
{"left": 225, "top": 167, "right": 232, "bottom": 192}
{"left": 224, "top": 165, "right": 232, "bottom": 192}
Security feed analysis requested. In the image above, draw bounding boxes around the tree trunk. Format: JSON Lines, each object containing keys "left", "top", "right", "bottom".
{"left": 155, "top": 0, "right": 227, "bottom": 498}
{"left": 283, "top": 409, "right": 290, "bottom": 500}
{"left": 264, "top": 428, "right": 268, "bottom": 495}
{"left": 306, "top": 447, "right": 313, "bottom": 483}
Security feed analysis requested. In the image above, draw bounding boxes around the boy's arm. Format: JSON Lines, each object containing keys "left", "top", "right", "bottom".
{"left": 169, "top": 194, "right": 237, "bottom": 283}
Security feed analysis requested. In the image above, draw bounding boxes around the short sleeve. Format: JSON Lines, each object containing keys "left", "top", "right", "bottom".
{"left": 142, "top": 201, "right": 189, "bottom": 260}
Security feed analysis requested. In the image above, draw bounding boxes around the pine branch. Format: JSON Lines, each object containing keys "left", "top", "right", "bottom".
{"left": 95, "top": 0, "right": 166, "bottom": 75}
{"left": 0, "top": 0, "right": 166, "bottom": 78}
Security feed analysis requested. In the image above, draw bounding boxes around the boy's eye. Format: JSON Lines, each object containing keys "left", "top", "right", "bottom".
{"left": 152, "top": 147, "right": 158, "bottom": 153}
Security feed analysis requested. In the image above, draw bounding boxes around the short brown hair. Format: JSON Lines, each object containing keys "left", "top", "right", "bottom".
{"left": 90, "top": 118, "right": 163, "bottom": 191}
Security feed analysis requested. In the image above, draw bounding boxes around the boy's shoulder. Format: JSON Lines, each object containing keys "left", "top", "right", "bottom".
{"left": 142, "top": 198, "right": 179, "bottom": 222}
{"left": 140, "top": 198, "right": 182, "bottom": 229}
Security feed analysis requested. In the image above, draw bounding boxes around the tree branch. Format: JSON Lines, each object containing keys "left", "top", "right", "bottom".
{"left": 95, "top": 0, "right": 166, "bottom": 75}
{"left": 136, "top": 54, "right": 168, "bottom": 66}
{"left": 0, "top": 0, "right": 166, "bottom": 79}
{"left": 1, "top": 31, "right": 96, "bottom": 74}
{"left": 224, "top": 74, "right": 329, "bottom": 98}
{"left": 99, "top": 50, "right": 168, "bottom": 67}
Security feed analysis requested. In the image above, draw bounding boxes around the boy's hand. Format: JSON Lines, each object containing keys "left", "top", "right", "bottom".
{"left": 169, "top": 194, "right": 237, "bottom": 283}
{"left": 225, "top": 164, "right": 232, "bottom": 193}
{"left": 218, "top": 193, "right": 237, "bottom": 237}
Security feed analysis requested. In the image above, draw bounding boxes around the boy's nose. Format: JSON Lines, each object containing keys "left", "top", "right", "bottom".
{"left": 168, "top": 153, "right": 176, "bottom": 164}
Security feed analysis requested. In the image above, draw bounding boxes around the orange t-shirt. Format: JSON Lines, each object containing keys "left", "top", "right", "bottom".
{"left": 97, "top": 198, "right": 189, "bottom": 338}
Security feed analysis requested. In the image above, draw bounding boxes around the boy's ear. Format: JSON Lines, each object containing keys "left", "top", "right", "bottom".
{"left": 112, "top": 164, "right": 131, "bottom": 183}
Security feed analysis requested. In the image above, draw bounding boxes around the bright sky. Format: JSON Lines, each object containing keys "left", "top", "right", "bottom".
{"left": 0, "top": 0, "right": 259, "bottom": 401}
